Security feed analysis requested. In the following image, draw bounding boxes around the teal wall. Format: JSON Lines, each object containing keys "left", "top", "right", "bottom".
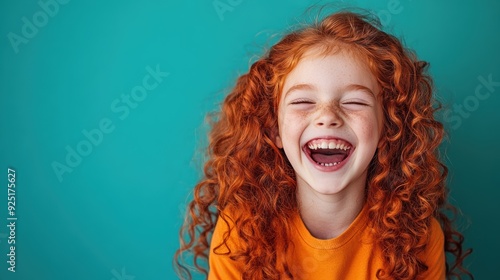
{"left": 1, "top": 0, "right": 498, "bottom": 279}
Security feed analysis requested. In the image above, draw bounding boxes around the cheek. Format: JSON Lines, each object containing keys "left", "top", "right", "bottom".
{"left": 280, "top": 118, "right": 300, "bottom": 138}
{"left": 353, "top": 114, "right": 382, "bottom": 143}
{"left": 279, "top": 108, "right": 308, "bottom": 131}
{"left": 278, "top": 113, "right": 308, "bottom": 148}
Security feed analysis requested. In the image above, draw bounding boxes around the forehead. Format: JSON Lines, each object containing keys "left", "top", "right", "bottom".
{"left": 281, "top": 47, "right": 379, "bottom": 97}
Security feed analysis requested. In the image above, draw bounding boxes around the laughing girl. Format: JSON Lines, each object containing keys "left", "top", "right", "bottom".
{"left": 175, "top": 10, "right": 472, "bottom": 280}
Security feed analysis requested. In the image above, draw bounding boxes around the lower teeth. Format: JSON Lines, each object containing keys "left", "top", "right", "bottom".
{"left": 318, "top": 162, "right": 340, "bottom": 166}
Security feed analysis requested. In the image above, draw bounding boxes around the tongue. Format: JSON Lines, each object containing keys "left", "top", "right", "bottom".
{"left": 311, "top": 149, "right": 347, "bottom": 164}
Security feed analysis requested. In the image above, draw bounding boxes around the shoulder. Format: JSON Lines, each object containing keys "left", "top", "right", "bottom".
{"left": 208, "top": 211, "right": 244, "bottom": 279}
{"left": 211, "top": 211, "right": 242, "bottom": 252}
{"left": 419, "top": 217, "right": 446, "bottom": 279}
{"left": 427, "top": 218, "right": 445, "bottom": 257}
{"left": 429, "top": 218, "right": 444, "bottom": 246}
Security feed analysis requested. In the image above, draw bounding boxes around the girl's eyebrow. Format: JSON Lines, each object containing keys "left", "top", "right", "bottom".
{"left": 344, "top": 84, "right": 376, "bottom": 97}
{"left": 284, "top": 83, "right": 317, "bottom": 98}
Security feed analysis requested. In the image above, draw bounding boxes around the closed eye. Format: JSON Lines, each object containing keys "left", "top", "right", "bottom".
{"left": 344, "top": 101, "right": 369, "bottom": 106}
{"left": 290, "top": 99, "right": 314, "bottom": 105}
{"left": 342, "top": 99, "right": 372, "bottom": 110}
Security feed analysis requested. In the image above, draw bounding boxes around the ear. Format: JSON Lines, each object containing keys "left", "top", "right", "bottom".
{"left": 275, "top": 135, "right": 283, "bottom": 148}
{"left": 269, "top": 125, "right": 283, "bottom": 148}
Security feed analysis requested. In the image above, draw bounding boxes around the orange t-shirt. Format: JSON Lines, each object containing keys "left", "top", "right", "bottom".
{"left": 208, "top": 205, "right": 446, "bottom": 279}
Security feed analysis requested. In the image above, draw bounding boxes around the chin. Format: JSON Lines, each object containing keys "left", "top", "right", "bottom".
{"left": 306, "top": 181, "right": 349, "bottom": 195}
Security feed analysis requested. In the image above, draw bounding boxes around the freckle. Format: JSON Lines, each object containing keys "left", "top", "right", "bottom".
{"left": 297, "top": 111, "right": 309, "bottom": 119}
{"left": 321, "top": 102, "right": 346, "bottom": 118}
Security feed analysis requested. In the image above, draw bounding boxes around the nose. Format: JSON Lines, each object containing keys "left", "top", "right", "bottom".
{"left": 315, "top": 104, "right": 343, "bottom": 127}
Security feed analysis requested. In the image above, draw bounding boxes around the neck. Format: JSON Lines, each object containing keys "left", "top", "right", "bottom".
{"left": 297, "top": 180, "right": 366, "bottom": 239}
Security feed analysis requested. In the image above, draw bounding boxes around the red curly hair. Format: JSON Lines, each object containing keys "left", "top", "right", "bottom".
{"left": 175, "top": 10, "right": 472, "bottom": 280}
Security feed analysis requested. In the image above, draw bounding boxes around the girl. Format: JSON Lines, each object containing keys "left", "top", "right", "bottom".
{"left": 175, "top": 10, "right": 472, "bottom": 280}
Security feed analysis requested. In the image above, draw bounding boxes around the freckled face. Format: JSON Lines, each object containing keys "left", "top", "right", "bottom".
{"left": 275, "top": 50, "right": 384, "bottom": 196}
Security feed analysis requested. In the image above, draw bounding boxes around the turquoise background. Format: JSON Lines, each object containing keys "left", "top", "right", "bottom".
{"left": 1, "top": 0, "right": 498, "bottom": 279}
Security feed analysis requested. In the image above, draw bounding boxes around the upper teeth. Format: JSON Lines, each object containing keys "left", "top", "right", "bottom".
{"left": 307, "top": 141, "right": 351, "bottom": 150}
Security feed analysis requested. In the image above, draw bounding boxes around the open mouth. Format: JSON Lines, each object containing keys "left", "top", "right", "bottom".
{"left": 304, "top": 138, "right": 353, "bottom": 167}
